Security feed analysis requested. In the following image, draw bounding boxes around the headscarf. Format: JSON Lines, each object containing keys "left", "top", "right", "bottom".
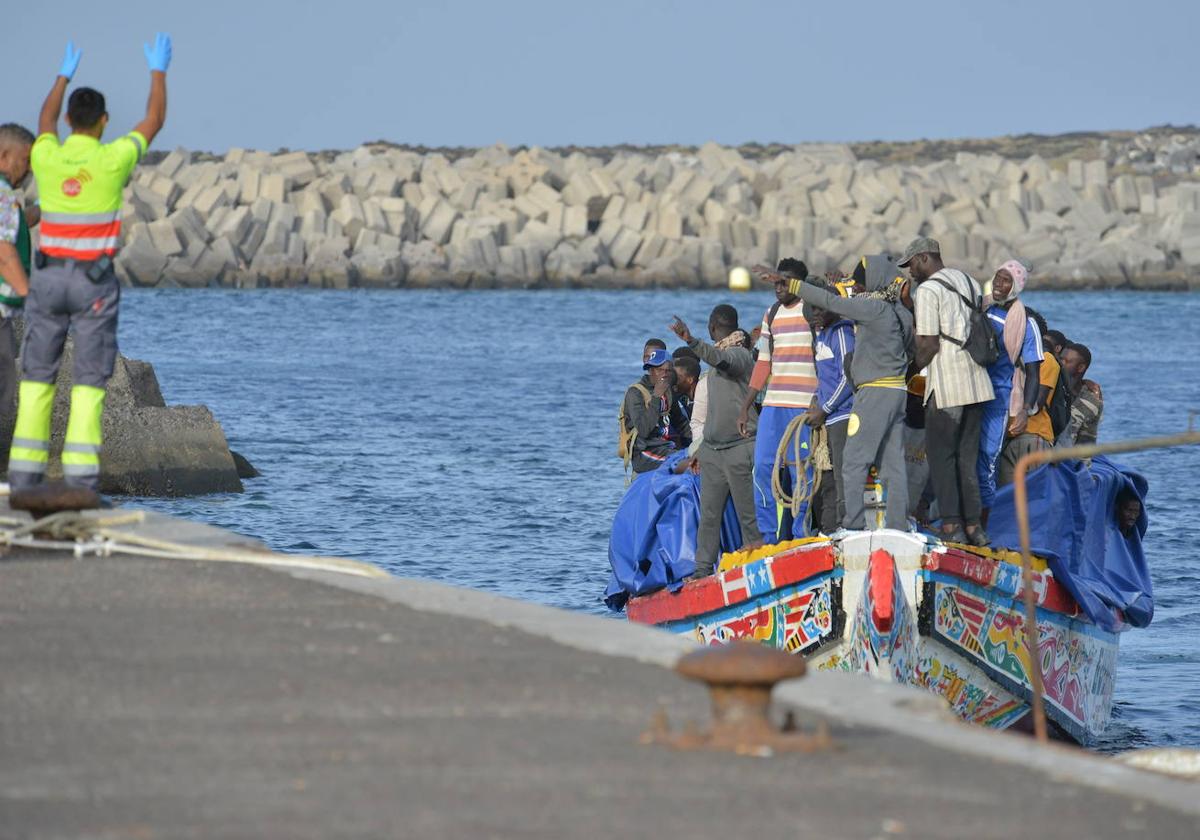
{"left": 715, "top": 329, "right": 748, "bottom": 351}
{"left": 857, "top": 255, "right": 906, "bottom": 303}
{"left": 994, "top": 259, "right": 1028, "bottom": 304}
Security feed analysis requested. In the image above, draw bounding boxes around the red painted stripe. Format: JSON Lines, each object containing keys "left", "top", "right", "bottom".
{"left": 627, "top": 544, "right": 836, "bottom": 625}
{"left": 926, "top": 548, "right": 1079, "bottom": 616}
{"left": 868, "top": 549, "right": 895, "bottom": 633}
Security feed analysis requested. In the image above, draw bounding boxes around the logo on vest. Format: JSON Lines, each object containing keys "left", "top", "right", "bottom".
{"left": 61, "top": 169, "right": 92, "bottom": 197}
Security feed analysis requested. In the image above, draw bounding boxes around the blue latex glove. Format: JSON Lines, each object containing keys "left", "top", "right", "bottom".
{"left": 58, "top": 41, "right": 82, "bottom": 80}
{"left": 143, "top": 32, "right": 172, "bottom": 73}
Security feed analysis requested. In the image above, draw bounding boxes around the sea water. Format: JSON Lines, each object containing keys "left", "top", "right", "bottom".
{"left": 122, "top": 287, "right": 1200, "bottom": 751}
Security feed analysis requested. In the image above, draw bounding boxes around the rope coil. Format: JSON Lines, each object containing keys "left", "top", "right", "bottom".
{"left": 771, "top": 416, "right": 826, "bottom": 533}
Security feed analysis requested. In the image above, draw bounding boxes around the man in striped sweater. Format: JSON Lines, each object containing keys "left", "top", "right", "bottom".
{"left": 737, "top": 258, "right": 818, "bottom": 544}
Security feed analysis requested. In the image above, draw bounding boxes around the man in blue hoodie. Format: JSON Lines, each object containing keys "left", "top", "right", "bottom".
{"left": 805, "top": 295, "right": 855, "bottom": 533}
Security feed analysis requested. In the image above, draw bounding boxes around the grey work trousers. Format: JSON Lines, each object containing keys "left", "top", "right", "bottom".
{"left": 695, "top": 439, "right": 761, "bottom": 577}
{"left": 22, "top": 261, "right": 120, "bottom": 388}
{"left": 925, "top": 393, "right": 984, "bottom": 527}
{"left": 841, "top": 387, "right": 909, "bottom": 531}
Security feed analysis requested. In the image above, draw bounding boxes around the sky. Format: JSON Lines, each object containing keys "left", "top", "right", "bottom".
{"left": 5, "top": 0, "right": 1198, "bottom": 153}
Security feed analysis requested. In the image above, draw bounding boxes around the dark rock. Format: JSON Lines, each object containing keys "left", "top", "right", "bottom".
{"left": 96, "top": 405, "right": 243, "bottom": 497}
{"left": 231, "top": 450, "right": 261, "bottom": 479}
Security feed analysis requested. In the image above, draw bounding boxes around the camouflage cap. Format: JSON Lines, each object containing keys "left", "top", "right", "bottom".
{"left": 897, "top": 236, "right": 941, "bottom": 267}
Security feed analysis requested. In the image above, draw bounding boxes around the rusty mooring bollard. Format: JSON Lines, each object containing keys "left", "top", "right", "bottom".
{"left": 9, "top": 482, "right": 102, "bottom": 517}
{"left": 642, "top": 640, "right": 834, "bottom": 756}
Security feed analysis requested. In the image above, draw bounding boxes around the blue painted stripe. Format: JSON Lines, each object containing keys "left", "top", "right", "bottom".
{"left": 919, "top": 570, "right": 1120, "bottom": 642}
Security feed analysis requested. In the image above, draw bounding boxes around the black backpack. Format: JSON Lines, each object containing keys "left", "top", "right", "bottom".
{"left": 1047, "top": 367, "right": 1074, "bottom": 438}
{"left": 928, "top": 273, "right": 1000, "bottom": 367}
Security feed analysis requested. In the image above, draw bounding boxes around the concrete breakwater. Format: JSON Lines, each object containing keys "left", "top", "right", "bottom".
{"left": 82, "top": 131, "right": 1200, "bottom": 290}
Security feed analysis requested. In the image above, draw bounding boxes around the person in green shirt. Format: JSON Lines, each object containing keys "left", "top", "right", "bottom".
{"left": 0, "top": 122, "right": 34, "bottom": 473}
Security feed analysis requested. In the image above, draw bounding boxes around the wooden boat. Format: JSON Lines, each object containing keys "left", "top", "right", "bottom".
{"left": 627, "top": 529, "right": 1120, "bottom": 743}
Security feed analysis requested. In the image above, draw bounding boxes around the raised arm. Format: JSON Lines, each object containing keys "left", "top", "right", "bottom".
{"left": 787, "top": 275, "right": 887, "bottom": 323}
{"left": 133, "top": 34, "right": 172, "bottom": 145}
{"left": 39, "top": 42, "right": 82, "bottom": 137}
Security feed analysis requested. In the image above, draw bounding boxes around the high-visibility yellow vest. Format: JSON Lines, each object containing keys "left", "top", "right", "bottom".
{"left": 32, "top": 131, "right": 146, "bottom": 260}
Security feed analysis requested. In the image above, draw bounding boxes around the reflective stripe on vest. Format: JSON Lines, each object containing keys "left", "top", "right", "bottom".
{"left": 38, "top": 210, "right": 122, "bottom": 260}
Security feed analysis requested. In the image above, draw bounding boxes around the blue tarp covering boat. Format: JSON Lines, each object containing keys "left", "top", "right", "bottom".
{"left": 605, "top": 451, "right": 743, "bottom": 611}
{"left": 988, "top": 455, "right": 1151, "bottom": 632}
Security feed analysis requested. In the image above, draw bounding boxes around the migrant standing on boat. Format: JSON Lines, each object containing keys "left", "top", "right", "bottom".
{"left": 805, "top": 290, "right": 855, "bottom": 533}
{"left": 670, "top": 306, "right": 762, "bottom": 577}
{"left": 1057, "top": 343, "right": 1103, "bottom": 447}
{"left": 737, "top": 258, "right": 817, "bottom": 543}
{"left": 903, "top": 238, "right": 994, "bottom": 547}
{"left": 979, "top": 259, "right": 1043, "bottom": 528}
{"left": 997, "top": 308, "right": 1062, "bottom": 486}
{"left": 759, "top": 255, "right": 915, "bottom": 533}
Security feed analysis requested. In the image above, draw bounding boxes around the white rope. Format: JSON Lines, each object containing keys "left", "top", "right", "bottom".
{"left": 0, "top": 510, "right": 390, "bottom": 579}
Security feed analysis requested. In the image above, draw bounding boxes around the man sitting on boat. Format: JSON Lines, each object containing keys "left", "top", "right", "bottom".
{"left": 669, "top": 305, "right": 762, "bottom": 578}
{"left": 619, "top": 346, "right": 677, "bottom": 477}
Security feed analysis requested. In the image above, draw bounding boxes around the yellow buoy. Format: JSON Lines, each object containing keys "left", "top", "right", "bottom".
{"left": 728, "top": 266, "right": 751, "bottom": 292}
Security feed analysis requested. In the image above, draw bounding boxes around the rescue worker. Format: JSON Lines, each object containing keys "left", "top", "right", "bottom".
{"left": 9, "top": 35, "right": 171, "bottom": 491}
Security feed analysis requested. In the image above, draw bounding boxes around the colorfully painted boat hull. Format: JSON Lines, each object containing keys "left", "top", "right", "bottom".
{"left": 626, "top": 530, "right": 1121, "bottom": 744}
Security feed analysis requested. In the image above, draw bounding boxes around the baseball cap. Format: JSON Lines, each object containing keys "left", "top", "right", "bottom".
{"left": 897, "top": 237, "right": 941, "bottom": 267}
{"left": 643, "top": 349, "right": 670, "bottom": 368}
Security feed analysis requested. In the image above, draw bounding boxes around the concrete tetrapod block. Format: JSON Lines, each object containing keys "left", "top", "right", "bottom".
{"left": 214, "top": 206, "right": 253, "bottom": 248}
{"left": 259, "top": 173, "right": 288, "bottom": 204}
{"left": 116, "top": 235, "right": 168, "bottom": 287}
{"left": 145, "top": 219, "right": 184, "bottom": 257}
{"left": 1113, "top": 175, "right": 1139, "bottom": 213}
{"left": 157, "top": 149, "right": 187, "bottom": 178}
{"left": 331, "top": 195, "right": 367, "bottom": 242}
{"left": 192, "top": 185, "right": 231, "bottom": 219}
{"left": 351, "top": 246, "right": 405, "bottom": 288}
{"left": 238, "top": 220, "right": 268, "bottom": 264}
{"left": 96, "top": 405, "right": 244, "bottom": 496}
{"left": 562, "top": 205, "right": 588, "bottom": 239}
{"left": 418, "top": 199, "right": 461, "bottom": 246}
{"left": 609, "top": 227, "right": 643, "bottom": 269}
{"left": 256, "top": 221, "right": 290, "bottom": 258}
{"left": 130, "top": 183, "right": 168, "bottom": 220}
{"left": 1084, "top": 159, "right": 1108, "bottom": 188}
{"left": 167, "top": 207, "right": 211, "bottom": 254}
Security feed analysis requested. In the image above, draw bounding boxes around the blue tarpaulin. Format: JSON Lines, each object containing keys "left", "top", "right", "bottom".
{"left": 988, "top": 455, "right": 1151, "bottom": 632}
{"left": 605, "top": 451, "right": 743, "bottom": 611}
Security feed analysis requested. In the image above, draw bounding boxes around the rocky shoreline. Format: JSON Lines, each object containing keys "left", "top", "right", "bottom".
{"left": 43, "top": 128, "right": 1200, "bottom": 290}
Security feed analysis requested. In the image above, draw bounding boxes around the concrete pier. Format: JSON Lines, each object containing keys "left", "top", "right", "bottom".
{"left": 0, "top": 509, "right": 1197, "bottom": 838}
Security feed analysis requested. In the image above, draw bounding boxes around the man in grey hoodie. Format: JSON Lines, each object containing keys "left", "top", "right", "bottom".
{"left": 757, "top": 256, "right": 915, "bottom": 531}
{"left": 669, "top": 305, "right": 762, "bottom": 577}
